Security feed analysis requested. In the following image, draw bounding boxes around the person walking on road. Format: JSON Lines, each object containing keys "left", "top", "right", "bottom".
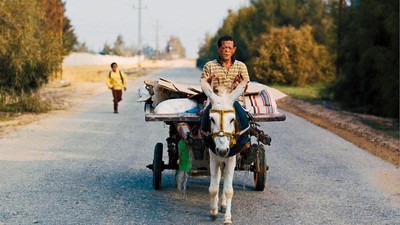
{"left": 106, "top": 62, "right": 127, "bottom": 114}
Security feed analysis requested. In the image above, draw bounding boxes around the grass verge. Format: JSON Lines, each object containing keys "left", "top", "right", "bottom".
{"left": 272, "top": 82, "right": 399, "bottom": 166}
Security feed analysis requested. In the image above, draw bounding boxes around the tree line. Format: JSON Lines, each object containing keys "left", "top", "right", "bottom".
{"left": 197, "top": 0, "right": 399, "bottom": 118}
{"left": 91, "top": 34, "right": 186, "bottom": 60}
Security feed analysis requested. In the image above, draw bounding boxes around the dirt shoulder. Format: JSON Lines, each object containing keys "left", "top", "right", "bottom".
{"left": 277, "top": 97, "right": 400, "bottom": 167}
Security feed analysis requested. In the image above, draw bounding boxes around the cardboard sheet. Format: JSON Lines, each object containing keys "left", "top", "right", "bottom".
{"left": 157, "top": 77, "right": 201, "bottom": 95}
{"left": 145, "top": 78, "right": 287, "bottom": 101}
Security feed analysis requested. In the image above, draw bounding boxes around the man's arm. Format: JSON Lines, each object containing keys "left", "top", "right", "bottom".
{"left": 106, "top": 72, "right": 113, "bottom": 89}
{"left": 241, "top": 62, "right": 250, "bottom": 83}
{"left": 200, "top": 62, "right": 210, "bottom": 81}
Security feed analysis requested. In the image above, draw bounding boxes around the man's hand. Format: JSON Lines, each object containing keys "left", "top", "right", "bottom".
{"left": 124, "top": 87, "right": 127, "bottom": 91}
{"left": 233, "top": 74, "right": 248, "bottom": 91}
{"left": 206, "top": 75, "right": 216, "bottom": 84}
{"left": 234, "top": 74, "right": 244, "bottom": 83}
{"left": 233, "top": 74, "right": 244, "bottom": 89}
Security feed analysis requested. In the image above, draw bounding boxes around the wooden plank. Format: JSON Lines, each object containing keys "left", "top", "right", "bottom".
{"left": 251, "top": 113, "right": 286, "bottom": 122}
{"left": 145, "top": 113, "right": 286, "bottom": 122}
{"left": 145, "top": 113, "right": 200, "bottom": 122}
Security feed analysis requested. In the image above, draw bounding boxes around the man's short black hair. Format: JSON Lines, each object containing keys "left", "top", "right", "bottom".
{"left": 111, "top": 62, "right": 117, "bottom": 68}
{"left": 217, "top": 35, "right": 235, "bottom": 48}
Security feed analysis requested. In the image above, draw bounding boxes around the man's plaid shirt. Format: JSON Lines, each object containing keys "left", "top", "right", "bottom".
{"left": 200, "top": 58, "right": 250, "bottom": 95}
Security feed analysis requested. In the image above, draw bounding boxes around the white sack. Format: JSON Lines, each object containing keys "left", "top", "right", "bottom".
{"left": 154, "top": 98, "right": 199, "bottom": 114}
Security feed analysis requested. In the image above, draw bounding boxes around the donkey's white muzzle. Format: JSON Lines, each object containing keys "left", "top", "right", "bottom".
{"left": 214, "top": 136, "right": 230, "bottom": 157}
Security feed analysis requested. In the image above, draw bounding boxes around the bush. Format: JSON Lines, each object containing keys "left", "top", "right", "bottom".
{"left": 0, "top": 92, "right": 50, "bottom": 113}
{"left": 250, "top": 25, "right": 335, "bottom": 86}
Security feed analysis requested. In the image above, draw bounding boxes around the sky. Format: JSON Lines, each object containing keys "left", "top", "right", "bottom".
{"left": 64, "top": 0, "right": 249, "bottom": 58}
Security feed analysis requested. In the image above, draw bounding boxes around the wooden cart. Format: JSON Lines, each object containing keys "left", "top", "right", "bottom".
{"left": 145, "top": 110, "right": 286, "bottom": 191}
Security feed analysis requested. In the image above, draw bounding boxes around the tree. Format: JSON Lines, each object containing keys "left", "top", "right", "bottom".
{"left": 74, "top": 42, "right": 93, "bottom": 53}
{"left": 334, "top": 0, "right": 399, "bottom": 117}
{"left": 0, "top": 0, "right": 55, "bottom": 96}
{"left": 0, "top": 0, "right": 76, "bottom": 111}
{"left": 99, "top": 35, "right": 135, "bottom": 56}
{"left": 100, "top": 43, "right": 113, "bottom": 55}
{"left": 196, "top": 33, "right": 214, "bottom": 68}
{"left": 197, "top": 0, "right": 336, "bottom": 75}
{"left": 112, "top": 34, "right": 124, "bottom": 56}
{"left": 251, "top": 25, "right": 334, "bottom": 86}
{"left": 62, "top": 3, "right": 78, "bottom": 56}
{"left": 165, "top": 36, "right": 186, "bottom": 59}
{"left": 40, "top": 0, "right": 65, "bottom": 77}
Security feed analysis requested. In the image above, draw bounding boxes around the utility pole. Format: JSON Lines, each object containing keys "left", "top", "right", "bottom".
{"left": 133, "top": 0, "right": 146, "bottom": 55}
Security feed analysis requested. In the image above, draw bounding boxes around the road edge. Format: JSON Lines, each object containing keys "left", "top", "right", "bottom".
{"left": 277, "top": 97, "right": 400, "bottom": 168}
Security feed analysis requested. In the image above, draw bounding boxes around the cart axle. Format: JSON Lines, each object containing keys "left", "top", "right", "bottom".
{"left": 146, "top": 163, "right": 178, "bottom": 171}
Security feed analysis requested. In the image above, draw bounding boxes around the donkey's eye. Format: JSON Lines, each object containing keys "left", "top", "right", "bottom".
{"left": 210, "top": 118, "right": 215, "bottom": 124}
{"left": 230, "top": 118, "right": 235, "bottom": 123}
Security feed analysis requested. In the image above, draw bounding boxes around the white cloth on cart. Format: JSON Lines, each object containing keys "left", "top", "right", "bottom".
{"left": 154, "top": 98, "right": 200, "bottom": 114}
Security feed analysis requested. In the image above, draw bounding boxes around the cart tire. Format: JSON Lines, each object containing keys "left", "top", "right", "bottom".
{"left": 254, "top": 145, "right": 267, "bottom": 191}
{"left": 153, "top": 143, "right": 163, "bottom": 190}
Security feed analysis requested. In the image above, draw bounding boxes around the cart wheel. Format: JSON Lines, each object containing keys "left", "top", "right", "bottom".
{"left": 254, "top": 145, "right": 267, "bottom": 191}
{"left": 153, "top": 143, "right": 164, "bottom": 190}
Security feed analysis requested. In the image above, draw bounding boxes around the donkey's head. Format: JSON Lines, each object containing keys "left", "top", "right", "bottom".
{"left": 201, "top": 80, "right": 247, "bottom": 157}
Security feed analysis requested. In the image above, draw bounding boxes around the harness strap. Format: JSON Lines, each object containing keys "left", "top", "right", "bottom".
{"left": 236, "top": 124, "right": 250, "bottom": 136}
{"left": 208, "top": 109, "right": 249, "bottom": 137}
{"left": 200, "top": 129, "right": 211, "bottom": 137}
{"left": 201, "top": 101, "right": 250, "bottom": 158}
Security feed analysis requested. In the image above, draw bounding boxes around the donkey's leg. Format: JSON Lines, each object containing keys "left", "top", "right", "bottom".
{"left": 209, "top": 152, "right": 221, "bottom": 217}
{"left": 220, "top": 190, "right": 227, "bottom": 213}
{"left": 219, "top": 162, "right": 227, "bottom": 213}
{"left": 222, "top": 156, "right": 236, "bottom": 224}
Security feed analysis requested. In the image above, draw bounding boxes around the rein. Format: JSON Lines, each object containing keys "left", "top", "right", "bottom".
{"left": 209, "top": 109, "right": 250, "bottom": 147}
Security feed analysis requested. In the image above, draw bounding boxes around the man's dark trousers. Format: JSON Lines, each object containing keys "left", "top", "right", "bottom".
{"left": 112, "top": 89, "right": 122, "bottom": 112}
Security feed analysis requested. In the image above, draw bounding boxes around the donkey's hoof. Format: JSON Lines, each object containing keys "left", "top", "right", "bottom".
{"left": 210, "top": 209, "right": 218, "bottom": 218}
{"left": 224, "top": 218, "right": 232, "bottom": 224}
{"left": 220, "top": 205, "right": 227, "bottom": 213}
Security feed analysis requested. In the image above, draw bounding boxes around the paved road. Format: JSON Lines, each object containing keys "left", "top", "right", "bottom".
{"left": 0, "top": 67, "right": 399, "bottom": 225}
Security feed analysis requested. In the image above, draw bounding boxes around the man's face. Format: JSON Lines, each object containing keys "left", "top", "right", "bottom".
{"left": 112, "top": 64, "right": 118, "bottom": 72}
{"left": 217, "top": 40, "right": 236, "bottom": 61}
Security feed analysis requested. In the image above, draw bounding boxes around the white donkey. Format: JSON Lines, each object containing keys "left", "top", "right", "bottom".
{"left": 201, "top": 79, "right": 247, "bottom": 224}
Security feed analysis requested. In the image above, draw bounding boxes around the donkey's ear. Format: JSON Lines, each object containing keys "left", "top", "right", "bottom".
{"left": 229, "top": 80, "right": 247, "bottom": 102}
{"left": 201, "top": 79, "right": 217, "bottom": 100}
